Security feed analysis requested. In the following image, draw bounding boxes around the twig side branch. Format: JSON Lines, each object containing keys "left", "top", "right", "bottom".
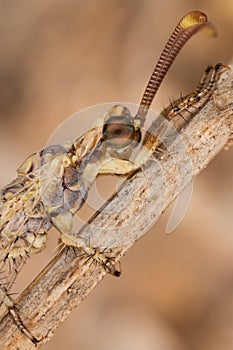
{"left": 0, "top": 67, "right": 232, "bottom": 349}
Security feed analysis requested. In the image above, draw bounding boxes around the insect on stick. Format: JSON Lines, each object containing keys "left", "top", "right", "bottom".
{"left": 0, "top": 10, "right": 226, "bottom": 345}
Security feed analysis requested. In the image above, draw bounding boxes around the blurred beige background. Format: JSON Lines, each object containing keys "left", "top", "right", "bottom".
{"left": 0, "top": 1, "right": 232, "bottom": 349}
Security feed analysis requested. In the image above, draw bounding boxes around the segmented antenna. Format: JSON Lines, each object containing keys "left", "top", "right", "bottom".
{"left": 135, "top": 11, "right": 217, "bottom": 126}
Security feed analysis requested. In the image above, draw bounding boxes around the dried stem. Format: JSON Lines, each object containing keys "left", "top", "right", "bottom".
{"left": 0, "top": 66, "right": 232, "bottom": 349}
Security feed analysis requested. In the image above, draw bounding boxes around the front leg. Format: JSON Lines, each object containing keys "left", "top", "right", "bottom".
{"left": 97, "top": 158, "right": 137, "bottom": 174}
{"left": 162, "top": 63, "right": 229, "bottom": 120}
{"left": 49, "top": 155, "right": 142, "bottom": 277}
{"left": 135, "top": 63, "right": 229, "bottom": 167}
{"left": 50, "top": 205, "right": 122, "bottom": 277}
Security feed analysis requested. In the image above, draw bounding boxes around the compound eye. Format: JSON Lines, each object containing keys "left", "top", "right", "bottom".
{"left": 103, "top": 116, "right": 136, "bottom": 149}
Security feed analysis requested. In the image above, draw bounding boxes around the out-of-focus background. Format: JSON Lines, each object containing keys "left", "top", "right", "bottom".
{"left": 0, "top": 1, "right": 232, "bottom": 349}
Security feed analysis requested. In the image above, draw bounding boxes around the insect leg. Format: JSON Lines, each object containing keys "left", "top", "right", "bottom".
{"left": 59, "top": 228, "right": 121, "bottom": 277}
{"left": 135, "top": 64, "right": 229, "bottom": 167}
{"left": 162, "top": 63, "right": 229, "bottom": 121}
{"left": 0, "top": 286, "right": 40, "bottom": 345}
{"left": 77, "top": 244, "right": 122, "bottom": 277}
{"left": 0, "top": 201, "right": 48, "bottom": 343}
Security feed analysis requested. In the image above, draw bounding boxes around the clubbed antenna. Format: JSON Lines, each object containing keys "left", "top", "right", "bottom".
{"left": 135, "top": 11, "right": 217, "bottom": 126}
